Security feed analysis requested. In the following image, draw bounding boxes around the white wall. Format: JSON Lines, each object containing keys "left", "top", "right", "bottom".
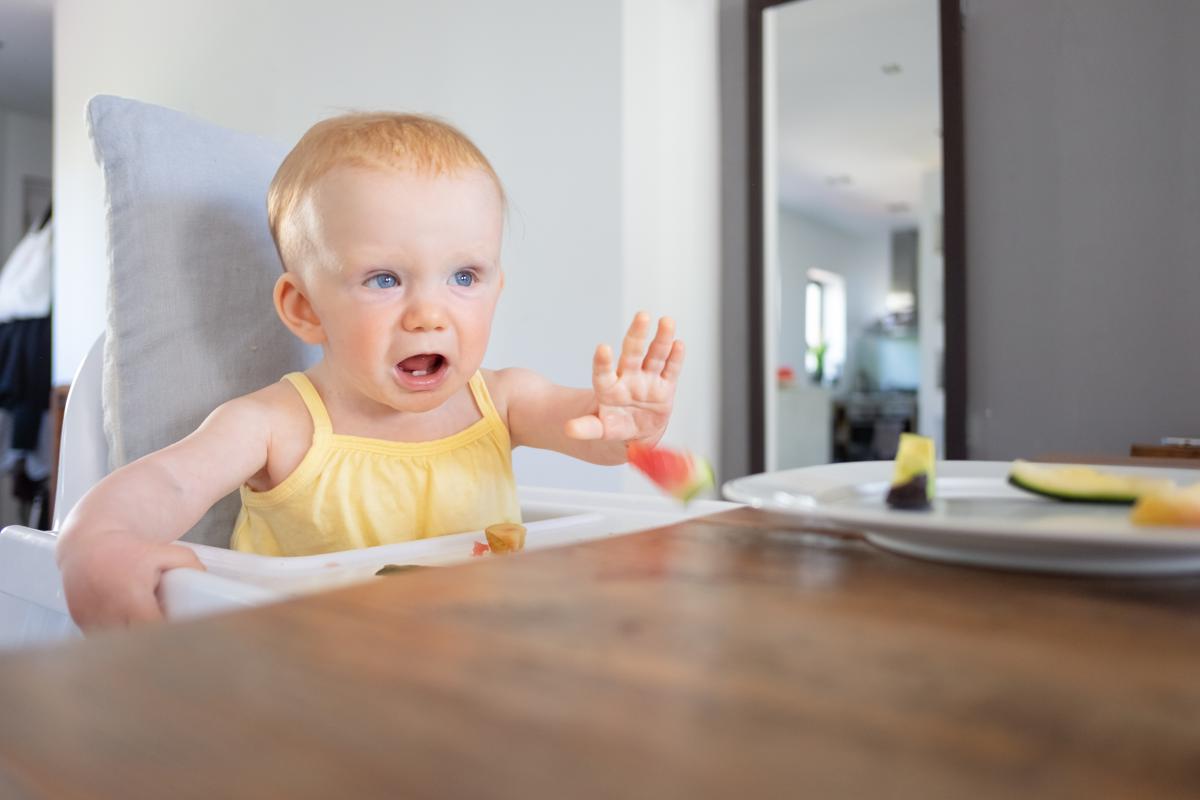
{"left": 621, "top": 0, "right": 720, "bottom": 490}
{"left": 0, "top": 109, "right": 52, "bottom": 259}
{"left": 776, "top": 208, "right": 889, "bottom": 392}
{"left": 54, "top": 0, "right": 720, "bottom": 492}
{"left": 963, "top": 0, "right": 1200, "bottom": 457}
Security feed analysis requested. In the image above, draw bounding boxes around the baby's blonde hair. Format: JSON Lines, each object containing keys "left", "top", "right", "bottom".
{"left": 267, "top": 112, "right": 504, "bottom": 273}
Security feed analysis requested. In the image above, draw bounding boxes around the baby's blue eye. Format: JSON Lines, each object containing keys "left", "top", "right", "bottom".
{"left": 369, "top": 274, "right": 398, "bottom": 289}
{"left": 453, "top": 270, "right": 475, "bottom": 287}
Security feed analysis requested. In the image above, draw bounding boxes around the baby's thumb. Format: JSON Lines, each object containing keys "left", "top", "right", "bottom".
{"left": 158, "top": 543, "right": 207, "bottom": 573}
{"left": 151, "top": 545, "right": 207, "bottom": 622}
{"left": 565, "top": 415, "right": 604, "bottom": 440}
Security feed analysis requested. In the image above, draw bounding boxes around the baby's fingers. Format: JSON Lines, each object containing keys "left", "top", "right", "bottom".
{"left": 157, "top": 543, "right": 206, "bottom": 573}
{"left": 618, "top": 312, "right": 651, "bottom": 377}
{"left": 592, "top": 344, "right": 618, "bottom": 393}
{"left": 144, "top": 545, "right": 206, "bottom": 624}
{"left": 661, "top": 340, "right": 686, "bottom": 383}
{"left": 642, "top": 317, "right": 675, "bottom": 375}
{"left": 123, "top": 586, "right": 167, "bottom": 626}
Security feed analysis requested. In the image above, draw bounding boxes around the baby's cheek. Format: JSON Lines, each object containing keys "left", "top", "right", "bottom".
{"left": 464, "top": 331, "right": 492, "bottom": 364}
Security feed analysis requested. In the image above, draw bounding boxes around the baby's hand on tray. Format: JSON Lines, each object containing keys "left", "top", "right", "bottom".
{"left": 58, "top": 529, "right": 205, "bottom": 631}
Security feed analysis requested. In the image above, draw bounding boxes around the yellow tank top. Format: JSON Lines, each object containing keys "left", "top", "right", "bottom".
{"left": 230, "top": 371, "right": 520, "bottom": 556}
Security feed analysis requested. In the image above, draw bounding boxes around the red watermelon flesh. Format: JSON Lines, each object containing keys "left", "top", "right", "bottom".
{"left": 627, "top": 442, "right": 714, "bottom": 502}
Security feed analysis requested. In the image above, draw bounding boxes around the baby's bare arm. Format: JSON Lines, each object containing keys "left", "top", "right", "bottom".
{"left": 501, "top": 368, "right": 627, "bottom": 465}
{"left": 56, "top": 394, "right": 274, "bottom": 629}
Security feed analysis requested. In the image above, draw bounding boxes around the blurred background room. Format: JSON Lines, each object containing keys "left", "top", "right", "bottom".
{"left": 0, "top": 0, "right": 1197, "bottom": 520}
{"left": 0, "top": 0, "right": 52, "bottom": 528}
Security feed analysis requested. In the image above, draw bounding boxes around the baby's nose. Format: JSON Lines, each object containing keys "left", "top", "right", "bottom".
{"left": 401, "top": 300, "right": 448, "bottom": 332}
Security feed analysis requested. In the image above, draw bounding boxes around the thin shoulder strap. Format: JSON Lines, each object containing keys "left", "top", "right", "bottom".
{"left": 282, "top": 372, "right": 333, "bottom": 434}
{"left": 467, "top": 371, "right": 505, "bottom": 429}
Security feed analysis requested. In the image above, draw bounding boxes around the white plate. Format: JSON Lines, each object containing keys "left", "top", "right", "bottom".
{"left": 722, "top": 461, "right": 1200, "bottom": 576}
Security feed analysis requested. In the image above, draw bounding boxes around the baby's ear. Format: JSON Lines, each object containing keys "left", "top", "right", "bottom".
{"left": 273, "top": 272, "right": 326, "bottom": 345}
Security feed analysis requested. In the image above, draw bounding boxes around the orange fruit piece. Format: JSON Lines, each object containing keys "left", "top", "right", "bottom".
{"left": 485, "top": 523, "right": 527, "bottom": 554}
{"left": 1130, "top": 484, "right": 1200, "bottom": 528}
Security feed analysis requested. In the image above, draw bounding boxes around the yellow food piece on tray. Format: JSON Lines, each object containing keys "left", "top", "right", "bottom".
{"left": 484, "top": 523, "right": 527, "bottom": 554}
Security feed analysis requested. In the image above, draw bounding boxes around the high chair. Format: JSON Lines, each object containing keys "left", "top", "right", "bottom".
{"left": 0, "top": 96, "right": 734, "bottom": 650}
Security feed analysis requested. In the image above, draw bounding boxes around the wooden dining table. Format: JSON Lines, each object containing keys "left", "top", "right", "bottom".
{"left": 1, "top": 501, "right": 1199, "bottom": 798}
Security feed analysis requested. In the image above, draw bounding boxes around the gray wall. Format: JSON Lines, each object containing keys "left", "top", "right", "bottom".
{"left": 964, "top": 0, "right": 1200, "bottom": 457}
{"left": 721, "top": 0, "right": 1199, "bottom": 476}
{"left": 719, "top": 0, "right": 754, "bottom": 482}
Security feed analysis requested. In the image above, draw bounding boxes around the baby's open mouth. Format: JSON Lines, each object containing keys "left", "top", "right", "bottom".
{"left": 397, "top": 353, "right": 447, "bottom": 377}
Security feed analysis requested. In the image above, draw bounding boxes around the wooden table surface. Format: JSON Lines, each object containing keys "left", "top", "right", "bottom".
{"left": 1, "top": 508, "right": 1199, "bottom": 799}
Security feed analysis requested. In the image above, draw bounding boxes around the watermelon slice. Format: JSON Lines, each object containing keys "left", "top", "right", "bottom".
{"left": 627, "top": 442, "right": 714, "bottom": 502}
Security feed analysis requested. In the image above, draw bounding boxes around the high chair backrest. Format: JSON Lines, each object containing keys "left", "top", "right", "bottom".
{"left": 52, "top": 334, "right": 108, "bottom": 530}
{"left": 83, "top": 96, "right": 319, "bottom": 546}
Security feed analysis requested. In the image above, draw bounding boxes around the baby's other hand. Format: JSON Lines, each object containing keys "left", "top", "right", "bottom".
{"left": 565, "top": 312, "right": 685, "bottom": 445}
{"left": 58, "top": 529, "right": 205, "bottom": 631}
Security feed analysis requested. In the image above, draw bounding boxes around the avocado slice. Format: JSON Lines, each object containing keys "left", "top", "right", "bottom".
{"left": 1007, "top": 460, "right": 1174, "bottom": 504}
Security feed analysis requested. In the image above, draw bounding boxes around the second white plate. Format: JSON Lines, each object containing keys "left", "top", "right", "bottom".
{"left": 722, "top": 461, "right": 1200, "bottom": 576}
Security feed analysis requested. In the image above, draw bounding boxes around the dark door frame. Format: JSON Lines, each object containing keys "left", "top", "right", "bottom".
{"left": 744, "top": 0, "right": 967, "bottom": 471}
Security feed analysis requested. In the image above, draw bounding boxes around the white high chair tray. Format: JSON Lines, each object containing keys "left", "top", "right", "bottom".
{"left": 188, "top": 512, "right": 606, "bottom": 594}
{"left": 185, "top": 486, "right": 735, "bottom": 595}
{"left": 0, "top": 486, "right": 738, "bottom": 650}
{"left": 723, "top": 461, "right": 1200, "bottom": 576}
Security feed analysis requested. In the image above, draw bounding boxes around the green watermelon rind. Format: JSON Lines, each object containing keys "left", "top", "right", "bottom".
{"left": 675, "top": 456, "right": 715, "bottom": 503}
{"left": 628, "top": 444, "right": 714, "bottom": 503}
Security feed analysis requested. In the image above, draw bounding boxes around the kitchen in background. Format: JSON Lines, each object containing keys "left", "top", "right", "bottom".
{"left": 765, "top": 0, "right": 943, "bottom": 469}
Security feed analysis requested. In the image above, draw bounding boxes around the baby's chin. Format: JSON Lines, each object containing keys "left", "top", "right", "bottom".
{"left": 390, "top": 391, "right": 455, "bottom": 414}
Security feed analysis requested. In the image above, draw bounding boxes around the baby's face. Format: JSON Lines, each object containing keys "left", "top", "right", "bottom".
{"left": 301, "top": 165, "right": 504, "bottom": 414}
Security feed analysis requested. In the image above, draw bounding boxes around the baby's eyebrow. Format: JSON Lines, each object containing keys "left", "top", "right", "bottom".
{"left": 451, "top": 256, "right": 495, "bottom": 271}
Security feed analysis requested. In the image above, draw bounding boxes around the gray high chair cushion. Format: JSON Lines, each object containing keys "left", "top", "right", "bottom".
{"left": 87, "top": 95, "right": 318, "bottom": 547}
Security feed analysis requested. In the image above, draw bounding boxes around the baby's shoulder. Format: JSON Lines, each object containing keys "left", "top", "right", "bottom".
{"left": 242, "top": 377, "right": 314, "bottom": 440}
{"left": 479, "top": 367, "right": 552, "bottom": 425}
{"left": 232, "top": 377, "right": 316, "bottom": 492}
{"left": 217, "top": 379, "right": 309, "bottom": 427}
{"left": 479, "top": 367, "right": 535, "bottom": 410}
{"left": 479, "top": 368, "right": 511, "bottom": 423}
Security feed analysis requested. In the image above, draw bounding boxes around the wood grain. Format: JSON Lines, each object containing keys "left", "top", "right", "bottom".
{"left": 0, "top": 512, "right": 1198, "bottom": 799}
{"left": 1130, "top": 444, "right": 1200, "bottom": 460}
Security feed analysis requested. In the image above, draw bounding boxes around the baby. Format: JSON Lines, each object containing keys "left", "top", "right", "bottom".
{"left": 56, "top": 113, "right": 684, "bottom": 630}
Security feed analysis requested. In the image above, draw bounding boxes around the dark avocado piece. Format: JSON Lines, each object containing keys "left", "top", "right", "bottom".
{"left": 375, "top": 564, "right": 428, "bottom": 576}
{"left": 886, "top": 473, "right": 931, "bottom": 510}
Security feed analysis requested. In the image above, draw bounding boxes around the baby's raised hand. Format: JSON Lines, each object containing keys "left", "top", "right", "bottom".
{"left": 565, "top": 312, "right": 685, "bottom": 444}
